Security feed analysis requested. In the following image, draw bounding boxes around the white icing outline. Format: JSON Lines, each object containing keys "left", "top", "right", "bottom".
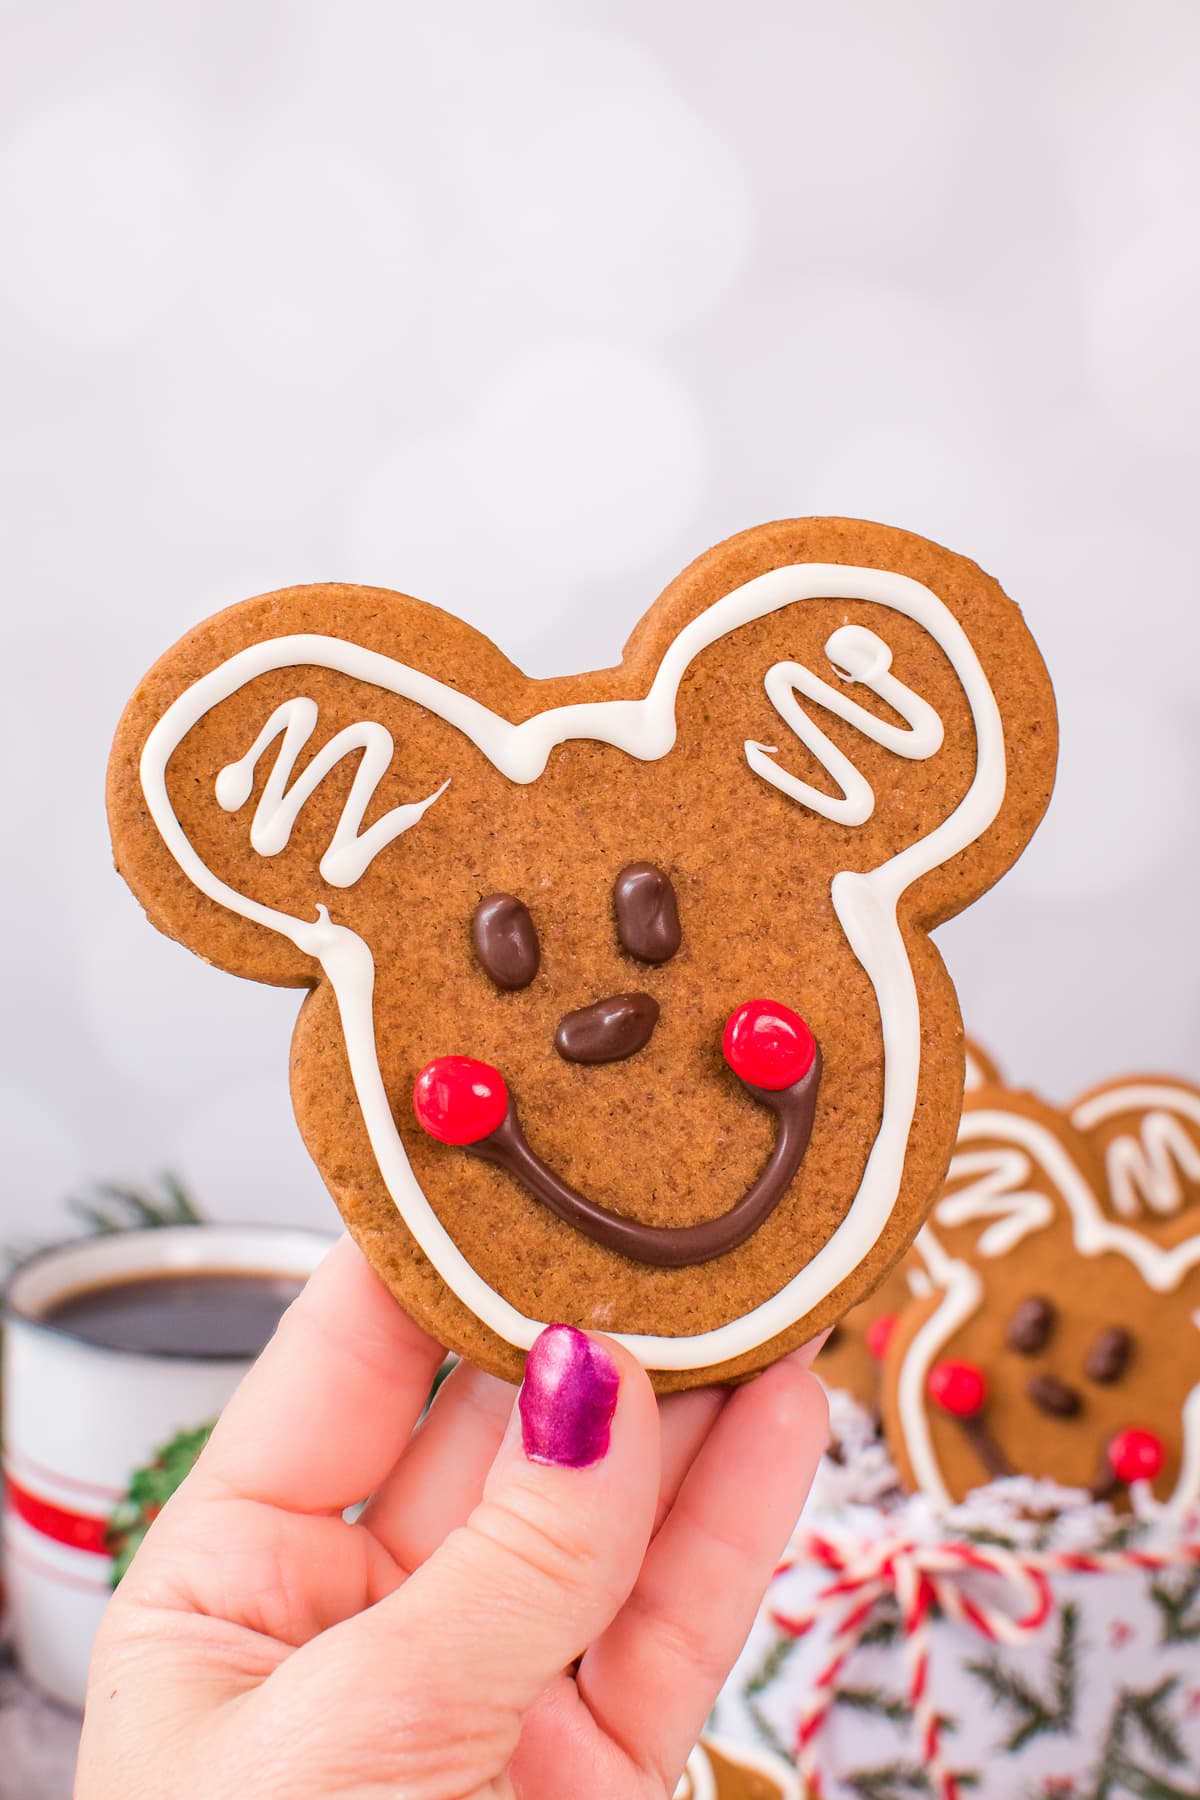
{"left": 139, "top": 561, "right": 1006, "bottom": 1371}
{"left": 901, "top": 1108, "right": 1200, "bottom": 1512}
{"left": 1069, "top": 1082, "right": 1200, "bottom": 1220}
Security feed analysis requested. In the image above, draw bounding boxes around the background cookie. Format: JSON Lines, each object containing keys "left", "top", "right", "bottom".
{"left": 813, "top": 1035, "right": 1003, "bottom": 1415}
{"left": 962, "top": 1036, "right": 1004, "bottom": 1093}
{"left": 883, "top": 1082, "right": 1200, "bottom": 1507}
{"left": 108, "top": 518, "right": 1057, "bottom": 1387}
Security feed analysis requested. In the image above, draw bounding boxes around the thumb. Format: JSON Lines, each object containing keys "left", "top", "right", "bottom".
{"left": 331, "top": 1326, "right": 659, "bottom": 1764}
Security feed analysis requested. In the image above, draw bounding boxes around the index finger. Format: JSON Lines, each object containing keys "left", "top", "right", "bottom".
{"left": 190, "top": 1235, "right": 446, "bottom": 1515}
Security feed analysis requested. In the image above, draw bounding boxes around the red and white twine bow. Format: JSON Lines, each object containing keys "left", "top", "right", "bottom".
{"left": 769, "top": 1529, "right": 1200, "bottom": 1800}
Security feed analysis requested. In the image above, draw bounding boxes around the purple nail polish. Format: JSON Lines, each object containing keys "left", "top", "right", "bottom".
{"left": 519, "top": 1324, "right": 619, "bottom": 1468}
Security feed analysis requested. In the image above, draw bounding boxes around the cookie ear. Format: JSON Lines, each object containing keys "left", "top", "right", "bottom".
{"left": 1069, "top": 1077, "right": 1200, "bottom": 1221}
{"left": 644, "top": 518, "right": 1057, "bottom": 931}
{"left": 919, "top": 1091, "right": 1092, "bottom": 1271}
{"left": 740, "top": 621, "right": 945, "bottom": 827}
{"left": 209, "top": 698, "right": 449, "bottom": 886}
{"left": 921, "top": 1089, "right": 1200, "bottom": 1296}
{"left": 107, "top": 583, "right": 522, "bottom": 987}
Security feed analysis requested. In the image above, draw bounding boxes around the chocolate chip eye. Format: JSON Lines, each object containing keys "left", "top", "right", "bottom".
{"left": 472, "top": 894, "right": 540, "bottom": 990}
{"left": 1006, "top": 1295, "right": 1055, "bottom": 1355}
{"left": 1085, "top": 1325, "right": 1133, "bottom": 1385}
{"left": 614, "top": 863, "right": 682, "bottom": 963}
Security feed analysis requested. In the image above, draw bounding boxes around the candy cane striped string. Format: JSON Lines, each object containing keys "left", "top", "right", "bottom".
{"left": 770, "top": 1530, "right": 1199, "bottom": 1799}
{"left": 1044, "top": 1543, "right": 1200, "bottom": 1577}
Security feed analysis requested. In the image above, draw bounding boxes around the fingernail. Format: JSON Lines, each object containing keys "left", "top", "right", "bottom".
{"left": 519, "top": 1325, "right": 620, "bottom": 1468}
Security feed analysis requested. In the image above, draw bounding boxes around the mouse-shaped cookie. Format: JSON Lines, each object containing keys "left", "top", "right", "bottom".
{"left": 107, "top": 519, "right": 1056, "bottom": 1386}
{"left": 882, "top": 1082, "right": 1200, "bottom": 1507}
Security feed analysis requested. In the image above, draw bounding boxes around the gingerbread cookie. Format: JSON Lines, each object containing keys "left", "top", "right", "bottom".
{"left": 815, "top": 1036, "right": 1003, "bottom": 1412}
{"left": 107, "top": 519, "right": 1056, "bottom": 1386}
{"left": 883, "top": 1082, "right": 1200, "bottom": 1508}
{"left": 675, "top": 1736, "right": 801, "bottom": 1800}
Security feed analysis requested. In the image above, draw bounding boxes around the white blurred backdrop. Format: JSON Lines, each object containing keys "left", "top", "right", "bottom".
{"left": 1, "top": 0, "right": 1197, "bottom": 1242}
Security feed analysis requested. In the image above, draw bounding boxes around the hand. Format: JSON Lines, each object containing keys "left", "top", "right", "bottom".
{"left": 77, "top": 1237, "right": 828, "bottom": 1798}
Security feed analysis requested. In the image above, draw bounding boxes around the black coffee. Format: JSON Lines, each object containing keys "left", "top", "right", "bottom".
{"left": 41, "top": 1270, "right": 305, "bottom": 1357}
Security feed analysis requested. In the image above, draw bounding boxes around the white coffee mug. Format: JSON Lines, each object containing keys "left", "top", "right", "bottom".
{"left": 3, "top": 1223, "right": 332, "bottom": 1709}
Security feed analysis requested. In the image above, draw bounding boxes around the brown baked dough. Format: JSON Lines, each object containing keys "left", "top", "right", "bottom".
{"left": 107, "top": 518, "right": 1056, "bottom": 1388}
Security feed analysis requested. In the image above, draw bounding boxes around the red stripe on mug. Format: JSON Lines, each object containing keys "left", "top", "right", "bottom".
{"left": 6, "top": 1476, "right": 111, "bottom": 1556}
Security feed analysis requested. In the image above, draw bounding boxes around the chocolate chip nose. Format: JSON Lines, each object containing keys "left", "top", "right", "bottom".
{"left": 554, "top": 993, "right": 659, "bottom": 1064}
{"left": 1027, "top": 1373, "right": 1083, "bottom": 1418}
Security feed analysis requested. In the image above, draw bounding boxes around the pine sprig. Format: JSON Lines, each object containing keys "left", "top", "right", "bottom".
{"left": 67, "top": 1172, "right": 205, "bottom": 1233}
{"left": 833, "top": 1685, "right": 913, "bottom": 1725}
{"left": 845, "top": 1763, "right": 932, "bottom": 1800}
{"left": 842, "top": 1759, "right": 980, "bottom": 1798}
{"left": 1149, "top": 1567, "right": 1200, "bottom": 1645}
{"left": 1095, "top": 1514, "right": 1146, "bottom": 1556}
{"left": 1097, "top": 1768, "right": 1200, "bottom": 1800}
{"left": 1084, "top": 1677, "right": 1194, "bottom": 1800}
{"left": 960, "top": 1526, "right": 1022, "bottom": 1549}
{"left": 744, "top": 1697, "right": 790, "bottom": 1763}
{"left": 859, "top": 1597, "right": 903, "bottom": 1648}
{"left": 107, "top": 1422, "right": 215, "bottom": 1586}
{"left": 6, "top": 1171, "right": 206, "bottom": 1266}
{"left": 744, "top": 1630, "right": 798, "bottom": 1701}
{"left": 1120, "top": 1679, "right": 1186, "bottom": 1768}
{"left": 740, "top": 1633, "right": 797, "bottom": 1760}
{"left": 964, "top": 1602, "right": 1079, "bottom": 1753}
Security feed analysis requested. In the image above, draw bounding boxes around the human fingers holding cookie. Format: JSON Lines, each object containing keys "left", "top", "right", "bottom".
{"left": 77, "top": 1235, "right": 830, "bottom": 1799}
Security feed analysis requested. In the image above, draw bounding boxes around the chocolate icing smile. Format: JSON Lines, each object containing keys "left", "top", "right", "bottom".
{"left": 463, "top": 1047, "right": 822, "bottom": 1268}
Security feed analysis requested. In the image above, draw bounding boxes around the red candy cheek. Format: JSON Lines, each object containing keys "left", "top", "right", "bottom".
{"left": 928, "top": 1359, "right": 987, "bottom": 1418}
{"left": 722, "top": 999, "right": 816, "bottom": 1090}
{"left": 1107, "top": 1427, "right": 1165, "bottom": 1485}
{"left": 413, "top": 1056, "right": 508, "bottom": 1145}
{"left": 866, "top": 1313, "right": 899, "bottom": 1362}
